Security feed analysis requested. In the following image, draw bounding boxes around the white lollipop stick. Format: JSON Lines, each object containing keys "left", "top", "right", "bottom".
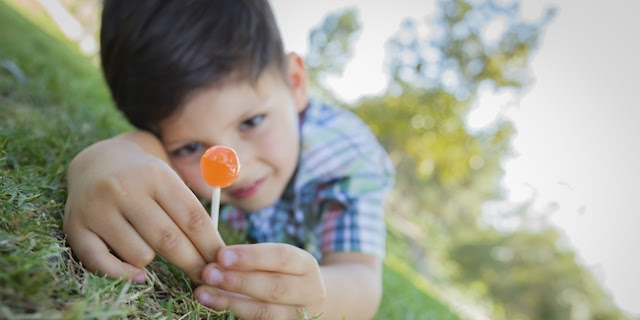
{"left": 211, "top": 187, "right": 220, "bottom": 229}
{"left": 201, "top": 145, "right": 240, "bottom": 230}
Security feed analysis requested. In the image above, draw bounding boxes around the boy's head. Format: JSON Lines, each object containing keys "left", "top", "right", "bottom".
{"left": 100, "top": 0, "right": 288, "bottom": 134}
{"left": 101, "top": 0, "right": 310, "bottom": 211}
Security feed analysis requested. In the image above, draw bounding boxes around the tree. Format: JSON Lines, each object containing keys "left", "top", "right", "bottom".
{"left": 306, "top": 1, "right": 631, "bottom": 319}
{"left": 354, "top": 0, "right": 551, "bottom": 240}
{"left": 306, "top": 8, "right": 360, "bottom": 105}
{"left": 449, "top": 227, "right": 627, "bottom": 319}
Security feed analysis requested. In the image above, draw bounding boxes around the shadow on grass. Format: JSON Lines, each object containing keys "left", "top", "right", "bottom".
{"left": 377, "top": 254, "right": 461, "bottom": 320}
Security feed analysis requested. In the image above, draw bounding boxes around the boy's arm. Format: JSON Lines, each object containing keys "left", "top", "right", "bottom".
{"left": 64, "top": 130, "right": 225, "bottom": 283}
{"left": 318, "top": 252, "right": 382, "bottom": 319}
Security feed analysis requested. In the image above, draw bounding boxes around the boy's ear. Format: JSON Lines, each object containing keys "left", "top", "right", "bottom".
{"left": 287, "top": 53, "right": 309, "bottom": 112}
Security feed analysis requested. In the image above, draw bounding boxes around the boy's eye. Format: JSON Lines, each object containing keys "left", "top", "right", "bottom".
{"left": 172, "top": 142, "right": 204, "bottom": 157}
{"left": 239, "top": 114, "right": 265, "bottom": 131}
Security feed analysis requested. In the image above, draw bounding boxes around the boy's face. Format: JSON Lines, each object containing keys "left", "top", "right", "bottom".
{"left": 158, "top": 56, "right": 308, "bottom": 212}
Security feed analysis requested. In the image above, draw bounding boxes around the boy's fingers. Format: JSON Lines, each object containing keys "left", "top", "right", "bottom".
{"left": 194, "top": 286, "right": 300, "bottom": 320}
{"left": 217, "top": 243, "right": 315, "bottom": 275}
{"left": 122, "top": 198, "right": 208, "bottom": 282}
{"left": 88, "top": 212, "right": 156, "bottom": 269}
{"left": 69, "top": 227, "right": 147, "bottom": 283}
{"left": 201, "top": 265, "right": 315, "bottom": 305}
{"left": 154, "top": 173, "right": 225, "bottom": 263}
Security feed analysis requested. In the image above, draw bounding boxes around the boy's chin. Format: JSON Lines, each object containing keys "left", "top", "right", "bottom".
{"left": 232, "top": 199, "right": 276, "bottom": 213}
{"left": 227, "top": 193, "right": 282, "bottom": 213}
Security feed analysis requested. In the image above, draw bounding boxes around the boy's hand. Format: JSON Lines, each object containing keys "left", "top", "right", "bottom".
{"left": 63, "top": 133, "right": 225, "bottom": 283}
{"left": 194, "top": 243, "right": 327, "bottom": 319}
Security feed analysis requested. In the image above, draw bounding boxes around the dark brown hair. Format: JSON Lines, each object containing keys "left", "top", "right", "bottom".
{"left": 100, "top": 0, "right": 287, "bottom": 133}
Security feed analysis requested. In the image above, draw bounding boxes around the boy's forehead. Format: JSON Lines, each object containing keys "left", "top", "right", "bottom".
{"left": 159, "top": 71, "right": 285, "bottom": 136}
{"left": 189, "top": 68, "right": 283, "bottom": 102}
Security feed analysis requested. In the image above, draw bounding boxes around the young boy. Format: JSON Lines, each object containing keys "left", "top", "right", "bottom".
{"left": 63, "top": 0, "right": 394, "bottom": 318}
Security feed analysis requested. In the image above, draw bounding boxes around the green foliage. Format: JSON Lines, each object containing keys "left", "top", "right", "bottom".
{"left": 307, "top": 1, "right": 632, "bottom": 319}
{"left": 306, "top": 8, "right": 361, "bottom": 104}
{"left": 387, "top": 0, "right": 556, "bottom": 97}
{"left": 449, "top": 227, "right": 628, "bottom": 319}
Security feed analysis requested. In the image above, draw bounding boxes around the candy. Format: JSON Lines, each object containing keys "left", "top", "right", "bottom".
{"left": 200, "top": 146, "right": 240, "bottom": 188}
{"left": 200, "top": 146, "right": 240, "bottom": 229}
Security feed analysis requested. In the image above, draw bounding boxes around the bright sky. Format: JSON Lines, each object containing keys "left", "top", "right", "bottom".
{"left": 271, "top": 0, "right": 640, "bottom": 316}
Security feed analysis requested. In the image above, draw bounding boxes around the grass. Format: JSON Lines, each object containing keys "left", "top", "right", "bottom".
{"left": 380, "top": 222, "right": 464, "bottom": 319}
{"left": 0, "top": 1, "right": 462, "bottom": 318}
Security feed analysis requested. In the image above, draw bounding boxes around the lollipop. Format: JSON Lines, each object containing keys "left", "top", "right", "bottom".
{"left": 200, "top": 146, "right": 240, "bottom": 228}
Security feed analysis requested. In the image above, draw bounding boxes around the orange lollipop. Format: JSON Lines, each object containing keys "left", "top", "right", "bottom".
{"left": 201, "top": 146, "right": 240, "bottom": 188}
{"left": 200, "top": 146, "right": 240, "bottom": 228}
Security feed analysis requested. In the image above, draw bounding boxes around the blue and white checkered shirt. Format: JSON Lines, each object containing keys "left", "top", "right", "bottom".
{"left": 220, "top": 99, "right": 395, "bottom": 260}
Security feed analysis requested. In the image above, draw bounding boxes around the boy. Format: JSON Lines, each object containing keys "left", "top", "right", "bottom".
{"left": 64, "top": 0, "right": 394, "bottom": 318}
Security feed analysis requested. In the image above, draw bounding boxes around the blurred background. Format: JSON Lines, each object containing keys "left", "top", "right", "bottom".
{"left": 269, "top": 1, "right": 640, "bottom": 318}
{"left": 12, "top": 0, "right": 640, "bottom": 319}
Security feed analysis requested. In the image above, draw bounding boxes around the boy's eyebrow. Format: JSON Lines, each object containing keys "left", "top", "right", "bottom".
{"left": 160, "top": 89, "right": 276, "bottom": 149}
{"left": 162, "top": 137, "right": 196, "bottom": 150}
{"left": 235, "top": 94, "right": 274, "bottom": 120}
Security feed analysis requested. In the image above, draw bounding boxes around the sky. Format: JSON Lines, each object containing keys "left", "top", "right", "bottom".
{"left": 271, "top": 0, "right": 640, "bottom": 316}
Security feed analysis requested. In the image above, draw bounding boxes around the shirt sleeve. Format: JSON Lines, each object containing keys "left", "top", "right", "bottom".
{"left": 299, "top": 102, "right": 395, "bottom": 260}
{"left": 314, "top": 156, "right": 394, "bottom": 260}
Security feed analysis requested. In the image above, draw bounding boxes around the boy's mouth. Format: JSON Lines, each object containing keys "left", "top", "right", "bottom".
{"left": 228, "top": 178, "right": 265, "bottom": 199}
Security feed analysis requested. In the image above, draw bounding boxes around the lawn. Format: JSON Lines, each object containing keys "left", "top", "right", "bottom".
{"left": 0, "top": 1, "right": 462, "bottom": 318}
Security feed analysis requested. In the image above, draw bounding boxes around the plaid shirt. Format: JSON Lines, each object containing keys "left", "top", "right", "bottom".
{"left": 220, "top": 99, "right": 395, "bottom": 260}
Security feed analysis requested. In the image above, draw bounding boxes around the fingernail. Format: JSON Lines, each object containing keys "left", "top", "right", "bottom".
{"left": 134, "top": 272, "right": 146, "bottom": 284}
{"left": 205, "top": 267, "right": 223, "bottom": 285}
{"left": 221, "top": 249, "right": 237, "bottom": 267}
{"left": 197, "top": 292, "right": 213, "bottom": 306}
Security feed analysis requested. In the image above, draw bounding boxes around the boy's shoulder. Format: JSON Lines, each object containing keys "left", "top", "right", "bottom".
{"left": 297, "top": 98, "right": 394, "bottom": 185}
{"left": 303, "top": 98, "right": 366, "bottom": 125}
{"left": 300, "top": 99, "right": 376, "bottom": 150}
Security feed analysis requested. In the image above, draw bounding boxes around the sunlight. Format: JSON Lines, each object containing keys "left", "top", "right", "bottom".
{"left": 36, "top": 0, "right": 97, "bottom": 54}
{"left": 466, "top": 83, "right": 517, "bottom": 132}
{"left": 272, "top": 0, "right": 640, "bottom": 315}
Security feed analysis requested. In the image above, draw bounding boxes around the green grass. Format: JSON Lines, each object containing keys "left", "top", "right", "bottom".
{"left": 0, "top": 1, "right": 462, "bottom": 318}
{"left": 379, "top": 255, "right": 459, "bottom": 320}
{"left": 377, "top": 224, "right": 461, "bottom": 319}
